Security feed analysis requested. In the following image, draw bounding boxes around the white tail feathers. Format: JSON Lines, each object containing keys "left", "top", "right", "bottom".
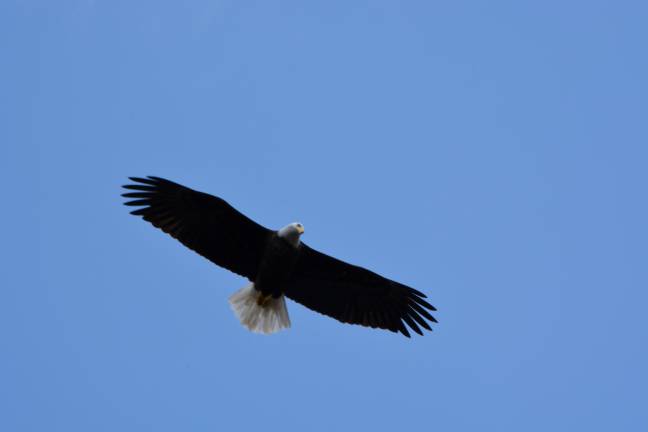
{"left": 228, "top": 283, "right": 291, "bottom": 334}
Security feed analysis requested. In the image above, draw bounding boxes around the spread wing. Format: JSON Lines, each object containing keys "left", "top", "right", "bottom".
{"left": 122, "top": 176, "right": 271, "bottom": 280}
{"left": 284, "top": 244, "right": 437, "bottom": 337}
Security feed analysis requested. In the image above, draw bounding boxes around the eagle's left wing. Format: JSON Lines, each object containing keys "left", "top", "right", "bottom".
{"left": 283, "top": 244, "right": 437, "bottom": 337}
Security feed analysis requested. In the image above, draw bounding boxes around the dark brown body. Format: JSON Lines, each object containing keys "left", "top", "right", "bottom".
{"left": 254, "top": 234, "right": 300, "bottom": 298}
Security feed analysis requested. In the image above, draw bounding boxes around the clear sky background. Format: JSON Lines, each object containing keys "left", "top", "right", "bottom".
{"left": 2, "top": 1, "right": 647, "bottom": 431}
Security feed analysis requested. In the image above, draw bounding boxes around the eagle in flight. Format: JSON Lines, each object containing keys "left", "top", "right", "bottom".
{"left": 122, "top": 176, "right": 437, "bottom": 337}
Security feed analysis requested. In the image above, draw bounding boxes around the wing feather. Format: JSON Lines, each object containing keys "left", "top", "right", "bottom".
{"left": 284, "top": 244, "right": 436, "bottom": 337}
{"left": 122, "top": 176, "right": 271, "bottom": 280}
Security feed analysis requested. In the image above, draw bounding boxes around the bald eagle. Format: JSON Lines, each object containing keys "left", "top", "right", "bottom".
{"left": 122, "top": 176, "right": 437, "bottom": 337}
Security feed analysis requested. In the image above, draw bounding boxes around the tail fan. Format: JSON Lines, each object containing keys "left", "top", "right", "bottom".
{"left": 228, "top": 283, "right": 291, "bottom": 334}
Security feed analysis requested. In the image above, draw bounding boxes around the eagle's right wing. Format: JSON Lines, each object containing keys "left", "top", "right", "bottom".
{"left": 122, "top": 176, "right": 272, "bottom": 281}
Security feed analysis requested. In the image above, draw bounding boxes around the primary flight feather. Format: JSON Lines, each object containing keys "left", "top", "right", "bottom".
{"left": 122, "top": 176, "right": 437, "bottom": 337}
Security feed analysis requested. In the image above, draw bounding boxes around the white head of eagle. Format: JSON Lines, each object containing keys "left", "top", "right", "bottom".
{"left": 278, "top": 222, "right": 305, "bottom": 248}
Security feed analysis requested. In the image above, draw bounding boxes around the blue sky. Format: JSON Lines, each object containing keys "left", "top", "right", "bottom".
{"left": 2, "top": 1, "right": 647, "bottom": 431}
